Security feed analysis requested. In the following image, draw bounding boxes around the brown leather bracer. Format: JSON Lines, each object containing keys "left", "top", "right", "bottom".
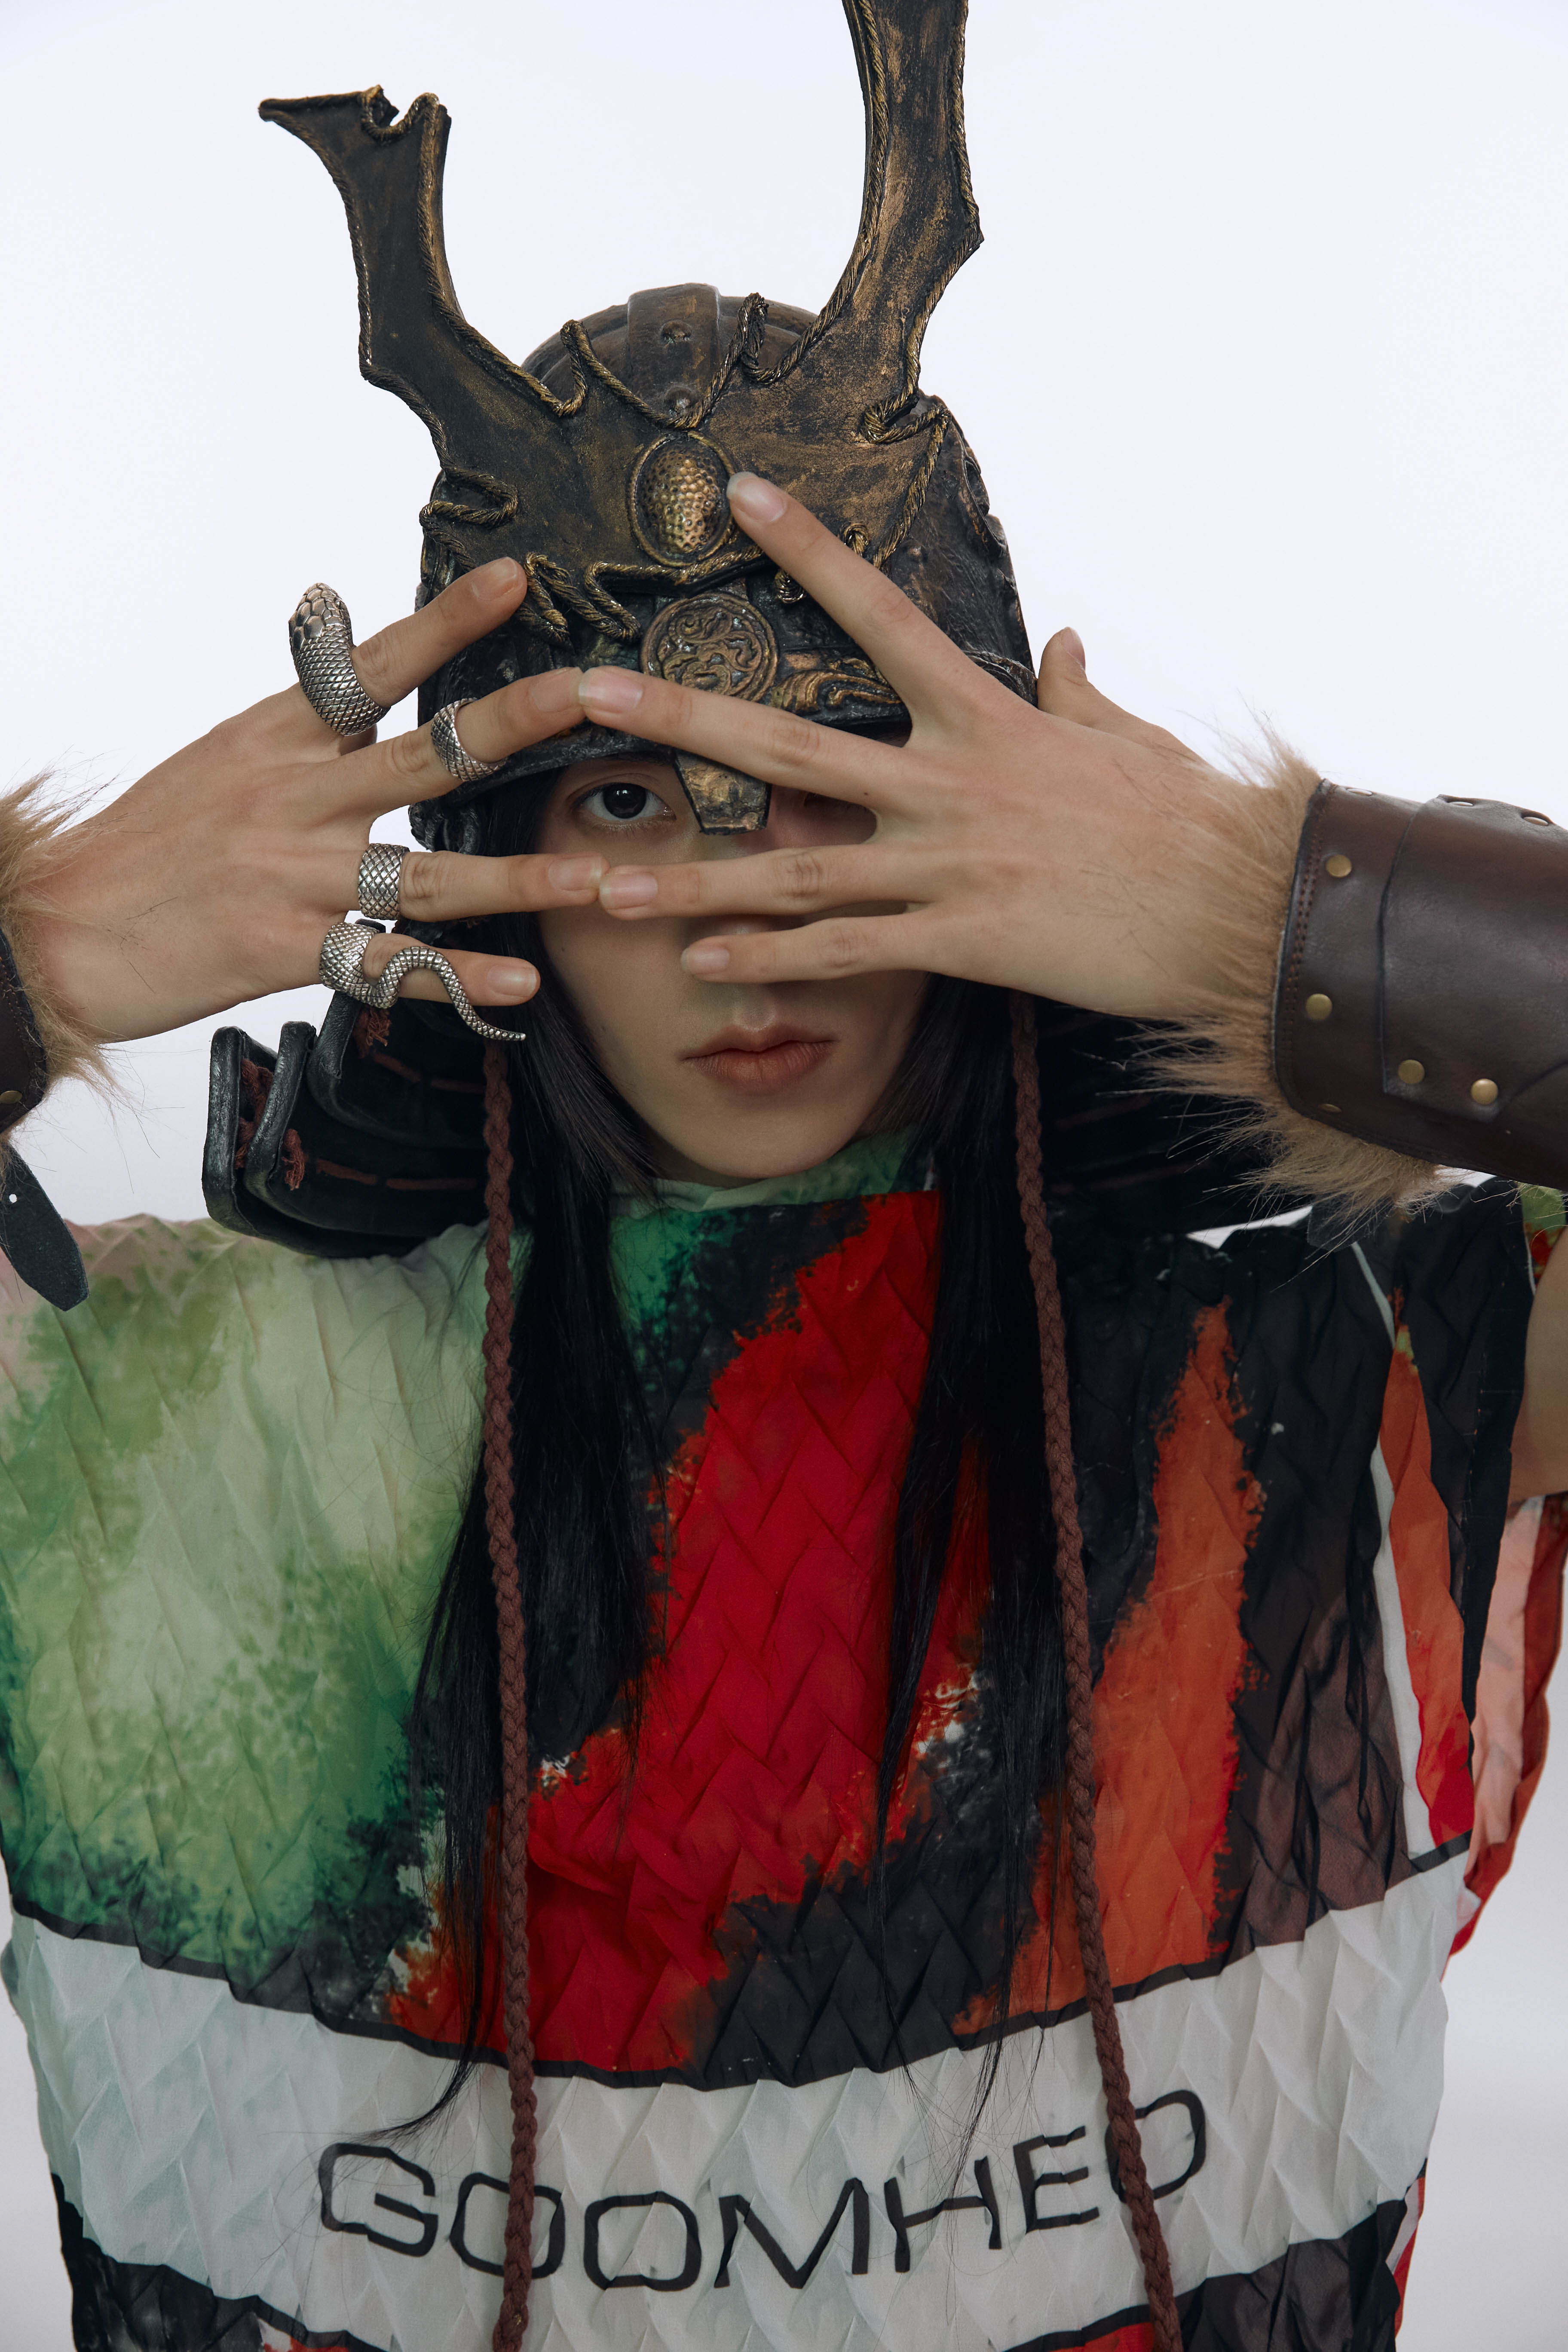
{"left": 1275, "top": 782, "right": 1568, "bottom": 1183}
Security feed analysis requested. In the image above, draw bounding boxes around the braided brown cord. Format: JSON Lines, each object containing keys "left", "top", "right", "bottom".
{"left": 482, "top": 1042, "right": 537, "bottom": 2352}
{"left": 1009, "top": 995, "right": 1182, "bottom": 2352}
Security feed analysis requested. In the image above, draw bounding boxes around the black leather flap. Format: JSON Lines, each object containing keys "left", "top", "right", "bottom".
{"left": 0, "top": 1148, "right": 88, "bottom": 1310}
{"left": 306, "top": 991, "right": 486, "bottom": 1151}
{"left": 202, "top": 1027, "right": 334, "bottom": 1254}
{"left": 244, "top": 1019, "right": 484, "bottom": 1247}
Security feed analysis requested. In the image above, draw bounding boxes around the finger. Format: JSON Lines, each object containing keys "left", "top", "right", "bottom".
{"left": 361, "top": 847, "right": 608, "bottom": 922}
{"left": 275, "top": 560, "right": 532, "bottom": 756}
{"left": 330, "top": 668, "right": 585, "bottom": 819}
{"left": 347, "top": 559, "right": 530, "bottom": 712}
{"left": 358, "top": 930, "right": 539, "bottom": 1010}
{"left": 677, "top": 910, "right": 941, "bottom": 987}
{"left": 1035, "top": 628, "right": 1198, "bottom": 760}
{"left": 718, "top": 473, "right": 996, "bottom": 720}
{"left": 595, "top": 842, "right": 932, "bottom": 921}
{"left": 574, "top": 666, "right": 920, "bottom": 817}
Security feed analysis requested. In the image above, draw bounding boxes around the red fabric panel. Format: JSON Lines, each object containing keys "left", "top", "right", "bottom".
{"left": 394, "top": 1270, "right": 1260, "bottom": 2055}
{"left": 1381, "top": 1343, "right": 1473, "bottom": 1850}
{"left": 388, "top": 1195, "right": 993, "bottom": 2067}
{"left": 1455, "top": 1492, "right": 1568, "bottom": 1951}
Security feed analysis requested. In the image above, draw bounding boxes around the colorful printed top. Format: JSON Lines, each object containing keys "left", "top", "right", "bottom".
{"left": 0, "top": 1141, "right": 1562, "bottom": 2352}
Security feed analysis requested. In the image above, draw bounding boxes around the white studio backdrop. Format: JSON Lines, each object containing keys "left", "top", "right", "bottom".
{"left": 1, "top": 0, "right": 1567, "bottom": 2342}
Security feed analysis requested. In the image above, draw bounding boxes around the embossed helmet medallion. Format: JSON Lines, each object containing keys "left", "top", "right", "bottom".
{"left": 642, "top": 593, "right": 778, "bottom": 829}
{"left": 629, "top": 435, "right": 735, "bottom": 566}
{"left": 641, "top": 594, "right": 778, "bottom": 699}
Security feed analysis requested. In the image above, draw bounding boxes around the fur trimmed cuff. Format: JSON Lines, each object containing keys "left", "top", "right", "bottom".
{"left": 0, "top": 778, "right": 107, "bottom": 1106}
{"left": 1151, "top": 742, "right": 1447, "bottom": 1216}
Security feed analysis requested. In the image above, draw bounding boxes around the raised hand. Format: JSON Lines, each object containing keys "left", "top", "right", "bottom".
{"left": 577, "top": 476, "right": 1251, "bottom": 1023}
{"left": 17, "top": 560, "right": 597, "bottom": 1047}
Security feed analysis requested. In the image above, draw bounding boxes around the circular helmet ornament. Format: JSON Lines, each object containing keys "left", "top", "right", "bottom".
{"left": 641, "top": 593, "right": 778, "bottom": 700}
{"left": 629, "top": 434, "right": 734, "bottom": 565}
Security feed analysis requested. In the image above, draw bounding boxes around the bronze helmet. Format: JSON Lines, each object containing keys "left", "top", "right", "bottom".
{"left": 206, "top": 0, "right": 1274, "bottom": 1257}
{"left": 261, "top": 0, "right": 1032, "bottom": 843}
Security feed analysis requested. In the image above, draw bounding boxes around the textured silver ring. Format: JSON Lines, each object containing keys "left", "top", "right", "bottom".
{"left": 431, "top": 700, "right": 501, "bottom": 784}
{"left": 318, "top": 919, "right": 521, "bottom": 1045}
{"left": 356, "top": 844, "right": 410, "bottom": 921}
{"left": 289, "top": 585, "right": 391, "bottom": 736}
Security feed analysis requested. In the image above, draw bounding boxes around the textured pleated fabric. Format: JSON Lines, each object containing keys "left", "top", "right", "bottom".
{"left": 0, "top": 1151, "right": 1562, "bottom": 2352}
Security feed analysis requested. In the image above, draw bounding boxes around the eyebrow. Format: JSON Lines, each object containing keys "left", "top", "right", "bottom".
{"left": 558, "top": 760, "right": 680, "bottom": 789}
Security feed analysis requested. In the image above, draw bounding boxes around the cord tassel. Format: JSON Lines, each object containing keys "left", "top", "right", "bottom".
{"left": 482, "top": 1041, "right": 537, "bottom": 2352}
{"left": 1010, "top": 993, "right": 1182, "bottom": 2352}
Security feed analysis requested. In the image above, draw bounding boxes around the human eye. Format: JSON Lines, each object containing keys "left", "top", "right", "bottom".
{"left": 576, "top": 780, "right": 674, "bottom": 826}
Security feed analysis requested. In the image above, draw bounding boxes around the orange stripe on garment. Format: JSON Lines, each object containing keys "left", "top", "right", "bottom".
{"left": 981, "top": 1302, "right": 1260, "bottom": 2021}
{"left": 1457, "top": 1491, "right": 1568, "bottom": 1951}
{"left": 1380, "top": 1341, "right": 1473, "bottom": 1852}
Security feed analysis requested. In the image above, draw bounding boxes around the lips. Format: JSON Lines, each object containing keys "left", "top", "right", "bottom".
{"left": 683, "top": 1024, "right": 836, "bottom": 1093}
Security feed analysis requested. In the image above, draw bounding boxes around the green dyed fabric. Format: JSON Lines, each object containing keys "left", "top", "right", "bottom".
{"left": 0, "top": 1136, "right": 914, "bottom": 1999}
{"left": 0, "top": 1216, "right": 488, "bottom": 1989}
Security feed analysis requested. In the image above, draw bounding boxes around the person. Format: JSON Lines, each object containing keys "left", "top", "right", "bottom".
{"left": 4, "top": 9, "right": 1568, "bottom": 2352}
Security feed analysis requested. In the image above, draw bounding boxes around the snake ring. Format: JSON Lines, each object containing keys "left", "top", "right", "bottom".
{"left": 431, "top": 700, "right": 502, "bottom": 785}
{"left": 318, "top": 919, "right": 521, "bottom": 1045}
{"left": 289, "top": 585, "right": 392, "bottom": 736}
{"left": 356, "top": 844, "right": 409, "bottom": 921}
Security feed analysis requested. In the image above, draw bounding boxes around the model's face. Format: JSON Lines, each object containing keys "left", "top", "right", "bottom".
{"left": 535, "top": 756, "right": 925, "bottom": 1184}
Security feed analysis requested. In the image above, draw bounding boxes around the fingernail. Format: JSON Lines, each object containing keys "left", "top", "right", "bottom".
{"left": 533, "top": 667, "right": 583, "bottom": 714}
{"left": 600, "top": 868, "right": 658, "bottom": 909}
{"left": 727, "top": 472, "right": 787, "bottom": 526}
{"left": 547, "top": 855, "right": 603, "bottom": 891}
{"left": 682, "top": 943, "right": 731, "bottom": 976}
{"left": 476, "top": 558, "right": 523, "bottom": 593}
{"left": 1062, "top": 627, "right": 1086, "bottom": 668}
{"left": 579, "top": 667, "right": 644, "bottom": 716}
{"left": 490, "top": 964, "right": 539, "bottom": 999}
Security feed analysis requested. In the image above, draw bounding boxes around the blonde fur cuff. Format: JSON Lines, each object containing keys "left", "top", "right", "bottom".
{"left": 0, "top": 779, "right": 106, "bottom": 1103}
{"left": 1151, "top": 744, "right": 1447, "bottom": 1217}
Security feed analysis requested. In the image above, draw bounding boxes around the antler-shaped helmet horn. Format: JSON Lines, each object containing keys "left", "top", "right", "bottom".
{"left": 263, "top": 0, "right": 1032, "bottom": 835}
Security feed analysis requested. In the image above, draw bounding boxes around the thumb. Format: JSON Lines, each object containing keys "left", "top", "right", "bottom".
{"left": 1037, "top": 627, "right": 1198, "bottom": 760}
{"left": 1037, "top": 626, "right": 1122, "bottom": 724}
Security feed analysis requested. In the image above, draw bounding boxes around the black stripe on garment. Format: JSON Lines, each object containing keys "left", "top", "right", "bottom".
{"left": 53, "top": 2177, "right": 1408, "bottom": 2352}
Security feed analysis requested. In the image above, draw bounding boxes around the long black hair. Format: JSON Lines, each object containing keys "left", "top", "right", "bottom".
{"left": 407, "top": 787, "right": 1065, "bottom": 2110}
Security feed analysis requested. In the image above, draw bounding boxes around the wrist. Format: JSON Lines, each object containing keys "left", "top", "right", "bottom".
{"left": 1144, "top": 744, "right": 1444, "bottom": 1212}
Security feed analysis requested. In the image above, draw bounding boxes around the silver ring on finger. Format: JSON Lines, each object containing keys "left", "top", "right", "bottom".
{"left": 356, "top": 843, "right": 410, "bottom": 920}
{"left": 431, "top": 699, "right": 501, "bottom": 785}
{"left": 289, "top": 585, "right": 391, "bottom": 736}
{"left": 318, "top": 919, "right": 521, "bottom": 1045}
